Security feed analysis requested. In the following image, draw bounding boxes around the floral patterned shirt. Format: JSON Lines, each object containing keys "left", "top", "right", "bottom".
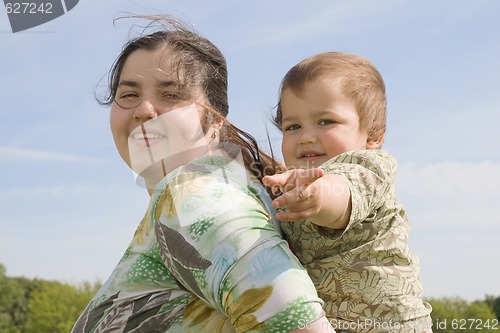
{"left": 280, "top": 150, "right": 432, "bottom": 333}
{"left": 71, "top": 152, "right": 324, "bottom": 333}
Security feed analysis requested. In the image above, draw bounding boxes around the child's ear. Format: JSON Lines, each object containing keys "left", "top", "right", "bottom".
{"left": 366, "top": 133, "right": 385, "bottom": 149}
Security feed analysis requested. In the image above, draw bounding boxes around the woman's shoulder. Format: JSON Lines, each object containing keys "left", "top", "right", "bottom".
{"left": 149, "top": 152, "right": 278, "bottom": 229}
{"left": 152, "top": 153, "right": 268, "bottom": 205}
{"left": 172, "top": 154, "right": 251, "bottom": 188}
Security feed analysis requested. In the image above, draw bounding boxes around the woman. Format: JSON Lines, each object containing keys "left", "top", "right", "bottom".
{"left": 71, "top": 15, "right": 333, "bottom": 333}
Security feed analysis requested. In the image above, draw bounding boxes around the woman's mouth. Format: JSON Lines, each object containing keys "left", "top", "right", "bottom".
{"left": 132, "top": 132, "right": 164, "bottom": 140}
{"left": 129, "top": 130, "right": 165, "bottom": 147}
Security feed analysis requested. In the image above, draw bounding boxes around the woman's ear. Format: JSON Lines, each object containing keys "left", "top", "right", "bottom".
{"left": 207, "top": 118, "right": 224, "bottom": 144}
{"left": 212, "top": 118, "right": 223, "bottom": 131}
{"left": 202, "top": 106, "right": 224, "bottom": 139}
{"left": 366, "top": 133, "right": 385, "bottom": 149}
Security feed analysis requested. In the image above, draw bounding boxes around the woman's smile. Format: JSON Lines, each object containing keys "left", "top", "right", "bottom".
{"left": 129, "top": 127, "right": 166, "bottom": 147}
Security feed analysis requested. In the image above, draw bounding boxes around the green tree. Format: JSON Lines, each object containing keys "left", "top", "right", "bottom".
{"left": 0, "top": 264, "right": 25, "bottom": 333}
{"left": 23, "top": 279, "right": 100, "bottom": 333}
{"left": 428, "top": 297, "right": 498, "bottom": 333}
{"left": 485, "top": 295, "right": 500, "bottom": 320}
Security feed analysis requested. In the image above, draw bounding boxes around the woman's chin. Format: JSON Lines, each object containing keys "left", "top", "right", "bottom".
{"left": 135, "top": 162, "right": 168, "bottom": 187}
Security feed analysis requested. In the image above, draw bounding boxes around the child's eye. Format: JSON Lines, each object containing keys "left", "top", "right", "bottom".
{"left": 318, "top": 119, "right": 335, "bottom": 125}
{"left": 284, "top": 124, "right": 301, "bottom": 131}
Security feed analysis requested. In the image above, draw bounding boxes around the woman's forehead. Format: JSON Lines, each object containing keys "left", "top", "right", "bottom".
{"left": 122, "top": 48, "right": 202, "bottom": 86}
{"left": 121, "top": 48, "right": 176, "bottom": 76}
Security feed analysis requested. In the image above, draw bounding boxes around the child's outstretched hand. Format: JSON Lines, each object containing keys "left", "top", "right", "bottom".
{"left": 262, "top": 168, "right": 325, "bottom": 222}
{"left": 263, "top": 168, "right": 351, "bottom": 229}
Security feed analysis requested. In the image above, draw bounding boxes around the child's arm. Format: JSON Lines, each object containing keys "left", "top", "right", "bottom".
{"left": 263, "top": 168, "right": 351, "bottom": 229}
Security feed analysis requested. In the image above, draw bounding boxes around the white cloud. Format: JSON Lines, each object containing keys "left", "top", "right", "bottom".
{"left": 0, "top": 146, "right": 105, "bottom": 162}
{"left": 0, "top": 184, "right": 95, "bottom": 199}
{"left": 0, "top": 182, "right": 148, "bottom": 283}
{"left": 395, "top": 160, "right": 500, "bottom": 300}
{"left": 222, "top": 1, "right": 402, "bottom": 52}
{"left": 396, "top": 160, "right": 500, "bottom": 231}
{"left": 397, "top": 160, "right": 500, "bottom": 212}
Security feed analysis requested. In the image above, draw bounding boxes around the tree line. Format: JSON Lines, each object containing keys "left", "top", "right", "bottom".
{"left": 1, "top": 263, "right": 499, "bottom": 332}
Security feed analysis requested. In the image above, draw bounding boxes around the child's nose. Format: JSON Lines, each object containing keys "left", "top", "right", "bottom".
{"left": 298, "top": 129, "right": 317, "bottom": 144}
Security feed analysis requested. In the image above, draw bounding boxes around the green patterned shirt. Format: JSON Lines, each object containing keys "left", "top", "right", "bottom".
{"left": 280, "top": 150, "right": 432, "bottom": 333}
{"left": 71, "top": 152, "right": 324, "bottom": 333}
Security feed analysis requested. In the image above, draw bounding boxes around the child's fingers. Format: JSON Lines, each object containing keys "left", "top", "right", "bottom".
{"left": 262, "top": 172, "right": 291, "bottom": 187}
{"left": 297, "top": 168, "right": 325, "bottom": 183}
{"left": 282, "top": 168, "right": 324, "bottom": 193}
{"left": 275, "top": 207, "right": 317, "bottom": 222}
{"left": 264, "top": 168, "right": 324, "bottom": 196}
{"left": 263, "top": 174, "right": 288, "bottom": 197}
{"left": 271, "top": 184, "right": 314, "bottom": 209}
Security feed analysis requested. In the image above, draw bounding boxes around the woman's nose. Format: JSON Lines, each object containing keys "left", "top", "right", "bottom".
{"left": 133, "top": 100, "right": 158, "bottom": 120}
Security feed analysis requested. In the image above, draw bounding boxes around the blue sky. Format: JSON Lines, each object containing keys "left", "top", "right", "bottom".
{"left": 1, "top": 0, "right": 499, "bottom": 301}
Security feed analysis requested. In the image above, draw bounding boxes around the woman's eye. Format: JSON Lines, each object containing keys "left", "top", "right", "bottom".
{"left": 161, "top": 90, "right": 186, "bottom": 101}
{"left": 161, "top": 93, "right": 178, "bottom": 99}
{"left": 284, "top": 124, "right": 300, "bottom": 131}
{"left": 114, "top": 90, "right": 141, "bottom": 109}
{"left": 116, "top": 91, "right": 139, "bottom": 100}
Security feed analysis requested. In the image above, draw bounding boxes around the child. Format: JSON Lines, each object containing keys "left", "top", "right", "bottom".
{"left": 263, "top": 52, "right": 433, "bottom": 333}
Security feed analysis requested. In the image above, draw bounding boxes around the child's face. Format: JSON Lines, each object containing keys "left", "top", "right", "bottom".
{"left": 280, "top": 79, "right": 370, "bottom": 169}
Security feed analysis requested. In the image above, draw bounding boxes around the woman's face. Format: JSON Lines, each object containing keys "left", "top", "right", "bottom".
{"left": 110, "top": 48, "right": 213, "bottom": 188}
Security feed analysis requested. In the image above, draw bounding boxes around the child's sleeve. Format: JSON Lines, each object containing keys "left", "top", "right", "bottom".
{"left": 152, "top": 163, "right": 324, "bottom": 332}
{"left": 320, "top": 150, "right": 398, "bottom": 229}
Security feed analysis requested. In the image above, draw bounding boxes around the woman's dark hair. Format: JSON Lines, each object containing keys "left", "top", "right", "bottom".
{"left": 99, "top": 15, "right": 281, "bottom": 195}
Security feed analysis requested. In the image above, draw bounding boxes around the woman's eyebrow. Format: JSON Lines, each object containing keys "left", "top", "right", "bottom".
{"left": 117, "top": 80, "right": 185, "bottom": 90}
{"left": 117, "top": 80, "right": 138, "bottom": 88}
{"left": 157, "top": 80, "right": 182, "bottom": 89}
{"left": 117, "top": 80, "right": 181, "bottom": 89}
